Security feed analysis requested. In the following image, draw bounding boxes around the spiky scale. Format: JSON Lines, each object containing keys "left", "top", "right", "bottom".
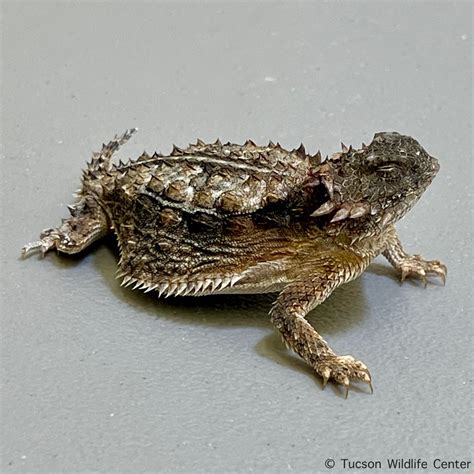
{"left": 157, "top": 284, "right": 168, "bottom": 298}
{"left": 193, "top": 281, "right": 204, "bottom": 294}
{"left": 202, "top": 279, "right": 213, "bottom": 292}
{"left": 295, "top": 143, "right": 305, "bottom": 157}
{"left": 167, "top": 283, "right": 178, "bottom": 297}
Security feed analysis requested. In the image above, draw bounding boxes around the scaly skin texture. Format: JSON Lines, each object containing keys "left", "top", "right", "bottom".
{"left": 22, "top": 129, "right": 447, "bottom": 397}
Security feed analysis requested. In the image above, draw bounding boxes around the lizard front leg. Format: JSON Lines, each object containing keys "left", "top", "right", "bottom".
{"left": 269, "top": 252, "right": 372, "bottom": 397}
{"left": 382, "top": 226, "right": 447, "bottom": 286}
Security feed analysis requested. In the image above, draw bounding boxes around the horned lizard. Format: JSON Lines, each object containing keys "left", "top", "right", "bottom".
{"left": 22, "top": 129, "right": 447, "bottom": 396}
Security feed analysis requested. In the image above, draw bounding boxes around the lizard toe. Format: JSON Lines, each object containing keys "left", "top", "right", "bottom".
{"left": 399, "top": 255, "right": 447, "bottom": 286}
{"left": 316, "top": 354, "right": 372, "bottom": 397}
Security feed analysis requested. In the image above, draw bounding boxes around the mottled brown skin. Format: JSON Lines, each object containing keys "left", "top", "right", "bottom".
{"left": 22, "top": 129, "right": 447, "bottom": 397}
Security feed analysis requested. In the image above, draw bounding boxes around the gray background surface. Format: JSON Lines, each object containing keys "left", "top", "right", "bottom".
{"left": 1, "top": 2, "right": 472, "bottom": 473}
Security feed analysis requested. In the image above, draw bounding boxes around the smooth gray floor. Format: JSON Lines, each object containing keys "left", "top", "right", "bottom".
{"left": 1, "top": 2, "right": 472, "bottom": 473}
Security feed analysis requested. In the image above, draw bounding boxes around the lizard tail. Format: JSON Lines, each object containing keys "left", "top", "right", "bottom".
{"left": 84, "top": 128, "right": 138, "bottom": 178}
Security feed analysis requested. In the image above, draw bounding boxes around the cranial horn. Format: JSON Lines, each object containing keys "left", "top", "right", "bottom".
{"left": 330, "top": 207, "right": 350, "bottom": 223}
{"left": 311, "top": 200, "right": 336, "bottom": 217}
{"left": 349, "top": 203, "right": 369, "bottom": 219}
{"left": 321, "top": 176, "right": 334, "bottom": 199}
{"left": 341, "top": 142, "right": 349, "bottom": 153}
{"left": 380, "top": 211, "right": 393, "bottom": 228}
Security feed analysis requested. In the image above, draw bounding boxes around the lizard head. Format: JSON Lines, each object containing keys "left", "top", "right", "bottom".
{"left": 311, "top": 132, "right": 439, "bottom": 236}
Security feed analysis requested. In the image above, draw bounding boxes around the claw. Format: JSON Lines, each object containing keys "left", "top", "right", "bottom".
{"left": 400, "top": 268, "right": 408, "bottom": 283}
{"left": 436, "top": 263, "right": 448, "bottom": 285}
{"left": 418, "top": 269, "right": 427, "bottom": 288}
{"left": 41, "top": 244, "right": 49, "bottom": 258}
{"left": 317, "top": 355, "right": 372, "bottom": 398}
{"left": 366, "top": 368, "right": 372, "bottom": 382}
{"left": 399, "top": 257, "right": 447, "bottom": 287}
{"left": 321, "top": 367, "right": 331, "bottom": 389}
{"left": 21, "top": 236, "right": 57, "bottom": 258}
{"left": 21, "top": 241, "right": 43, "bottom": 258}
{"left": 343, "top": 378, "right": 350, "bottom": 399}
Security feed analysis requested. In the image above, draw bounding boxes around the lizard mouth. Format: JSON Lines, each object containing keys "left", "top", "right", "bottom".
{"left": 430, "top": 156, "right": 440, "bottom": 174}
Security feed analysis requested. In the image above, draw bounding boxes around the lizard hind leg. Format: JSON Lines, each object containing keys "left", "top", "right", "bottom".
{"left": 269, "top": 253, "right": 373, "bottom": 397}
{"left": 270, "top": 298, "right": 372, "bottom": 398}
{"left": 22, "top": 129, "right": 138, "bottom": 259}
{"left": 21, "top": 196, "right": 109, "bottom": 258}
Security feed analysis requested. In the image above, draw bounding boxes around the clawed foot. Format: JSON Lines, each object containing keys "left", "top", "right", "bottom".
{"left": 399, "top": 255, "right": 447, "bottom": 286}
{"left": 316, "top": 355, "right": 372, "bottom": 398}
{"left": 21, "top": 228, "right": 62, "bottom": 258}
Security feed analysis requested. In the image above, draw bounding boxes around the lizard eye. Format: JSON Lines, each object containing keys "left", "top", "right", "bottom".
{"left": 376, "top": 161, "right": 403, "bottom": 176}
{"left": 377, "top": 164, "right": 396, "bottom": 173}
